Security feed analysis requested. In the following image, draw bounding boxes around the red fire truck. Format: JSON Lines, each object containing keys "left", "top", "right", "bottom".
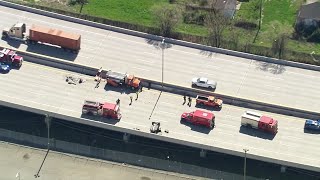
{"left": 82, "top": 100, "right": 122, "bottom": 120}
{"left": 241, "top": 111, "right": 278, "bottom": 134}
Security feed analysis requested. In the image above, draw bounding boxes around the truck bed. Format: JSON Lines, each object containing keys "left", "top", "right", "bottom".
{"left": 196, "top": 95, "right": 208, "bottom": 101}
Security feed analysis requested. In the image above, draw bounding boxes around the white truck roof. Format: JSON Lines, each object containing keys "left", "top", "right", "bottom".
{"left": 241, "top": 111, "right": 262, "bottom": 128}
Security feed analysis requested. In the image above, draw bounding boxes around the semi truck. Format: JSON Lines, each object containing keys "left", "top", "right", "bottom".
{"left": 0, "top": 48, "right": 23, "bottom": 67}
{"left": 241, "top": 111, "right": 278, "bottom": 134}
{"left": 97, "top": 69, "right": 141, "bottom": 89}
{"left": 195, "top": 95, "right": 223, "bottom": 108}
{"left": 181, "top": 110, "right": 215, "bottom": 129}
{"left": 2, "top": 23, "right": 81, "bottom": 53}
{"left": 82, "top": 100, "right": 122, "bottom": 120}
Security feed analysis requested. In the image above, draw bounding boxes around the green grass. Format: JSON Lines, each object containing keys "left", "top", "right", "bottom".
{"left": 262, "top": 0, "right": 303, "bottom": 26}
{"left": 80, "top": 0, "right": 168, "bottom": 27}
{"left": 11, "top": 0, "right": 320, "bottom": 56}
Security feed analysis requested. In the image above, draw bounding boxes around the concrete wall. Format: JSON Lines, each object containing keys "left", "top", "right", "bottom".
{"left": 1, "top": 0, "right": 320, "bottom": 72}
{"left": 0, "top": 130, "right": 250, "bottom": 180}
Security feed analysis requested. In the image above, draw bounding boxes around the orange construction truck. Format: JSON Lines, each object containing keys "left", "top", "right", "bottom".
{"left": 196, "top": 95, "right": 223, "bottom": 108}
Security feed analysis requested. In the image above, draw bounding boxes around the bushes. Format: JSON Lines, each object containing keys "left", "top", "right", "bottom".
{"left": 183, "top": 11, "right": 206, "bottom": 25}
{"left": 307, "top": 28, "right": 320, "bottom": 43}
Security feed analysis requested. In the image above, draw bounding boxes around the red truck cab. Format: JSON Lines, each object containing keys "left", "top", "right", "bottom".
{"left": 0, "top": 48, "right": 23, "bottom": 67}
{"left": 102, "top": 102, "right": 122, "bottom": 120}
{"left": 181, "top": 110, "right": 215, "bottom": 129}
{"left": 241, "top": 111, "right": 278, "bottom": 134}
{"left": 259, "top": 116, "right": 278, "bottom": 134}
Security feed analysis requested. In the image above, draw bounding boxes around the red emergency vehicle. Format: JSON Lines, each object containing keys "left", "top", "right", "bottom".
{"left": 0, "top": 48, "right": 23, "bottom": 67}
{"left": 82, "top": 100, "right": 122, "bottom": 120}
{"left": 181, "top": 110, "right": 215, "bottom": 129}
{"left": 241, "top": 111, "right": 278, "bottom": 134}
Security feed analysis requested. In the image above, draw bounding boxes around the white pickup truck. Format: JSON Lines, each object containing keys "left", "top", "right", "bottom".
{"left": 192, "top": 77, "right": 217, "bottom": 89}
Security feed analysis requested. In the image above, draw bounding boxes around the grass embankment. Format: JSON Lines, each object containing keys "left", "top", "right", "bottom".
{"left": 258, "top": 0, "right": 320, "bottom": 54}
{"left": 9, "top": 0, "right": 320, "bottom": 56}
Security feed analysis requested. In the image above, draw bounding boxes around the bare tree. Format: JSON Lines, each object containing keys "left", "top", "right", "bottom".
{"left": 205, "top": 1, "right": 230, "bottom": 48}
{"left": 268, "top": 21, "right": 291, "bottom": 59}
{"left": 152, "top": 5, "right": 183, "bottom": 37}
{"left": 68, "top": 0, "right": 88, "bottom": 13}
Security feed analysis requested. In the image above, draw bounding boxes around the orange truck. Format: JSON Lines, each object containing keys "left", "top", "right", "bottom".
{"left": 82, "top": 100, "right": 122, "bottom": 120}
{"left": 196, "top": 95, "right": 223, "bottom": 108}
{"left": 97, "top": 69, "right": 140, "bottom": 89}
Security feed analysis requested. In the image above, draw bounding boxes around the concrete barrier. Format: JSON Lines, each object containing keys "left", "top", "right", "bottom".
{"left": 0, "top": 0, "right": 320, "bottom": 72}
{"left": 0, "top": 94, "right": 319, "bottom": 173}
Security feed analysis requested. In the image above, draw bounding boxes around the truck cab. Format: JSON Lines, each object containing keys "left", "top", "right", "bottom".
{"left": 181, "top": 110, "right": 215, "bottom": 129}
{"left": 101, "top": 102, "right": 122, "bottom": 120}
{"left": 0, "top": 48, "right": 23, "bottom": 67}
{"left": 241, "top": 111, "right": 278, "bottom": 134}
{"left": 2, "top": 23, "right": 26, "bottom": 39}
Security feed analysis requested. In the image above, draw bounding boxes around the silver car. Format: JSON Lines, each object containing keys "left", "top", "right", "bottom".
{"left": 192, "top": 77, "right": 217, "bottom": 89}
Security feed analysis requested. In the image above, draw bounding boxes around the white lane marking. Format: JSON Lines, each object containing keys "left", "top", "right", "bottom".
{"left": 199, "top": 71, "right": 215, "bottom": 77}
{"left": 205, "top": 64, "right": 220, "bottom": 69}
{"left": 135, "top": 58, "right": 154, "bottom": 64}
{"left": 131, "top": 66, "right": 150, "bottom": 71}
{"left": 284, "top": 70, "right": 320, "bottom": 79}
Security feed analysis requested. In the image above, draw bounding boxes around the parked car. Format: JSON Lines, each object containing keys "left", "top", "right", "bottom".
{"left": 192, "top": 77, "right": 217, "bottom": 89}
{"left": 0, "top": 63, "right": 10, "bottom": 73}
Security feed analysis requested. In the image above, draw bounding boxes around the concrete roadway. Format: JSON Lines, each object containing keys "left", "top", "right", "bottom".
{"left": 0, "top": 142, "right": 203, "bottom": 180}
{"left": 0, "top": 62, "right": 319, "bottom": 172}
{"left": 0, "top": 6, "right": 319, "bottom": 113}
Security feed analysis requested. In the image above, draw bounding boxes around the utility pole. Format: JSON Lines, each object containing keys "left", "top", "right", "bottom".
{"left": 258, "top": 0, "right": 263, "bottom": 30}
{"left": 34, "top": 114, "right": 52, "bottom": 178}
{"left": 243, "top": 148, "right": 249, "bottom": 180}
{"left": 161, "top": 39, "right": 165, "bottom": 87}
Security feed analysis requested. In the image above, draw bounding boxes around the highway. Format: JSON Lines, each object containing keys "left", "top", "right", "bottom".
{"left": 0, "top": 62, "right": 319, "bottom": 172}
{"left": 0, "top": 5, "right": 319, "bottom": 113}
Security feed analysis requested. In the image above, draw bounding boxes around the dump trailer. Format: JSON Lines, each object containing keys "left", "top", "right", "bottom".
{"left": 181, "top": 110, "right": 215, "bottom": 129}
{"left": 241, "top": 111, "right": 278, "bottom": 134}
{"left": 97, "top": 70, "right": 140, "bottom": 89}
{"left": 2, "top": 23, "right": 81, "bottom": 52}
{"left": 82, "top": 100, "right": 122, "bottom": 120}
{"left": 196, "top": 95, "right": 223, "bottom": 108}
{"left": 0, "top": 48, "right": 23, "bottom": 67}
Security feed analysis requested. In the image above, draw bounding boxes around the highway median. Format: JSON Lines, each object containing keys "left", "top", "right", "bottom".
{"left": 2, "top": 45, "right": 319, "bottom": 121}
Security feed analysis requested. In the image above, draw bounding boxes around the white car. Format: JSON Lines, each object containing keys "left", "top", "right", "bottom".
{"left": 192, "top": 77, "right": 217, "bottom": 89}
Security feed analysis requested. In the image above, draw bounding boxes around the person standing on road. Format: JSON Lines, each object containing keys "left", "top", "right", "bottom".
{"left": 188, "top": 96, "right": 192, "bottom": 107}
{"left": 183, "top": 95, "right": 186, "bottom": 105}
